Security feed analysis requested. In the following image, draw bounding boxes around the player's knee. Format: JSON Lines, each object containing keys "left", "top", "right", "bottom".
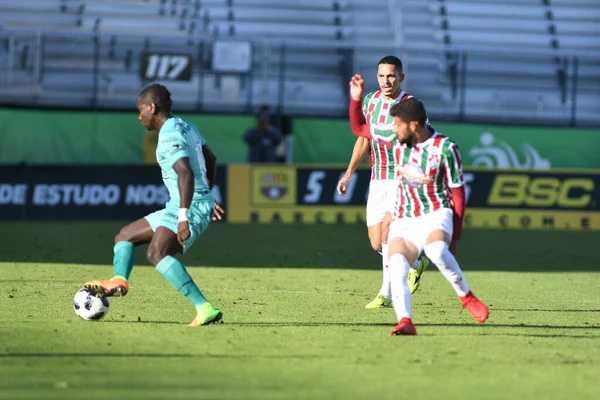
{"left": 115, "top": 228, "right": 133, "bottom": 244}
{"left": 115, "top": 227, "right": 136, "bottom": 244}
{"left": 381, "top": 227, "right": 390, "bottom": 246}
{"left": 388, "top": 253, "right": 410, "bottom": 278}
{"left": 369, "top": 236, "right": 381, "bottom": 252}
{"left": 146, "top": 244, "right": 167, "bottom": 266}
{"left": 424, "top": 241, "right": 449, "bottom": 263}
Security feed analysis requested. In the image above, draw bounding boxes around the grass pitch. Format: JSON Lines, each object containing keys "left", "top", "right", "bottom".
{"left": 0, "top": 222, "right": 599, "bottom": 400}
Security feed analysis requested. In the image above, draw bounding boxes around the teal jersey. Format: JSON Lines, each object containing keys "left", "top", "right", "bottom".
{"left": 156, "top": 116, "right": 212, "bottom": 208}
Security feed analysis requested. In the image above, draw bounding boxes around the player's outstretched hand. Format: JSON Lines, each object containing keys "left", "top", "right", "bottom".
{"left": 212, "top": 202, "right": 225, "bottom": 221}
{"left": 336, "top": 174, "right": 352, "bottom": 195}
{"left": 349, "top": 74, "right": 365, "bottom": 101}
{"left": 177, "top": 220, "right": 191, "bottom": 248}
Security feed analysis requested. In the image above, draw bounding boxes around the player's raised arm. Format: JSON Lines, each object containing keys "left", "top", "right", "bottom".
{"left": 349, "top": 75, "right": 395, "bottom": 147}
{"left": 348, "top": 75, "right": 371, "bottom": 139}
{"left": 444, "top": 142, "right": 466, "bottom": 252}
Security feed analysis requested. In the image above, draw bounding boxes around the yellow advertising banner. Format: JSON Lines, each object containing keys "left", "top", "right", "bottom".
{"left": 227, "top": 164, "right": 600, "bottom": 231}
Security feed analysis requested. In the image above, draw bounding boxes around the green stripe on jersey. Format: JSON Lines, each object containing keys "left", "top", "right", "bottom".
{"left": 418, "top": 146, "right": 431, "bottom": 214}
{"left": 367, "top": 93, "right": 396, "bottom": 180}
{"left": 394, "top": 136, "right": 459, "bottom": 218}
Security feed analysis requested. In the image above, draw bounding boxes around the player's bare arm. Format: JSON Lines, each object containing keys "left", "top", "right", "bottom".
{"left": 202, "top": 144, "right": 217, "bottom": 189}
{"left": 337, "top": 74, "right": 370, "bottom": 195}
{"left": 173, "top": 157, "right": 194, "bottom": 247}
{"left": 202, "top": 144, "right": 225, "bottom": 221}
{"left": 337, "top": 137, "right": 369, "bottom": 195}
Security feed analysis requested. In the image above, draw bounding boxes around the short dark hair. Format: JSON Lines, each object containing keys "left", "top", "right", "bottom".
{"left": 138, "top": 83, "right": 172, "bottom": 113}
{"left": 378, "top": 55, "right": 403, "bottom": 74}
{"left": 257, "top": 104, "right": 271, "bottom": 124}
{"left": 390, "top": 97, "right": 428, "bottom": 126}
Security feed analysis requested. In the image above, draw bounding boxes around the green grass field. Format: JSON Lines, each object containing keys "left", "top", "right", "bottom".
{"left": 1, "top": 223, "right": 599, "bottom": 400}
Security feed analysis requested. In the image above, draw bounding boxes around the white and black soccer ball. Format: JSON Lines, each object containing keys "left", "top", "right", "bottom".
{"left": 73, "top": 289, "right": 110, "bottom": 321}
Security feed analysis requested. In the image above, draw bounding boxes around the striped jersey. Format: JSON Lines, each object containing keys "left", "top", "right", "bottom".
{"left": 362, "top": 90, "right": 411, "bottom": 180}
{"left": 393, "top": 131, "right": 464, "bottom": 219}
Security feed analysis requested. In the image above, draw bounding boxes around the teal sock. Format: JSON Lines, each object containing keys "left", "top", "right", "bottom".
{"left": 113, "top": 241, "right": 135, "bottom": 280}
{"left": 155, "top": 255, "right": 207, "bottom": 307}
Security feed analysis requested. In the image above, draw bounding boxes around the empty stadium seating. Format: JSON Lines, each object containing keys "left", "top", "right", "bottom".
{"left": 425, "top": 0, "right": 600, "bottom": 124}
{"left": 0, "top": 0, "right": 353, "bottom": 115}
{"left": 0, "top": 0, "right": 598, "bottom": 124}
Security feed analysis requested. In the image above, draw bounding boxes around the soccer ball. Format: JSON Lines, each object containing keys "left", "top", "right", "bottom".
{"left": 73, "top": 289, "right": 110, "bottom": 321}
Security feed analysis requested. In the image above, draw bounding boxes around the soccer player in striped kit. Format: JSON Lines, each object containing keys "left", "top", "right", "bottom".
{"left": 348, "top": 75, "right": 489, "bottom": 335}
{"left": 337, "top": 56, "right": 429, "bottom": 309}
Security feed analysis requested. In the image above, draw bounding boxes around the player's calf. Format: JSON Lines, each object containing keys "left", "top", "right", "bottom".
{"left": 423, "top": 240, "right": 470, "bottom": 296}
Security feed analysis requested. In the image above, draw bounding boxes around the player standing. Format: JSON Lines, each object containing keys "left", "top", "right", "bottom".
{"left": 349, "top": 76, "right": 489, "bottom": 335}
{"left": 83, "top": 84, "right": 224, "bottom": 327}
{"left": 337, "top": 56, "right": 429, "bottom": 309}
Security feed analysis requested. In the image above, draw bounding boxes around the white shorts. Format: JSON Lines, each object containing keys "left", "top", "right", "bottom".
{"left": 388, "top": 208, "right": 454, "bottom": 255}
{"left": 366, "top": 179, "right": 398, "bottom": 226}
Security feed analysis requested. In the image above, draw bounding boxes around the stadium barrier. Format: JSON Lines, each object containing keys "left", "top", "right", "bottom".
{"left": 293, "top": 119, "right": 600, "bottom": 168}
{"left": 0, "top": 165, "right": 227, "bottom": 221}
{"left": 227, "top": 165, "right": 600, "bottom": 230}
{"left": 1, "top": 165, "right": 599, "bottom": 230}
{"left": 1, "top": 108, "right": 599, "bottom": 168}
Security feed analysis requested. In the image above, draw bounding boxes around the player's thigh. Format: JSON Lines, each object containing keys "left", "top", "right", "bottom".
{"left": 366, "top": 223, "right": 382, "bottom": 252}
{"left": 146, "top": 200, "right": 213, "bottom": 260}
{"left": 115, "top": 217, "right": 154, "bottom": 245}
{"left": 388, "top": 219, "right": 420, "bottom": 265}
{"left": 147, "top": 226, "right": 182, "bottom": 264}
{"left": 366, "top": 180, "right": 387, "bottom": 228}
{"left": 144, "top": 208, "right": 181, "bottom": 259}
{"left": 388, "top": 236, "right": 419, "bottom": 266}
{"left": 380, "top": 211, "right": 393, "bottom": 245}
{"left": 184, "top": 199, "right": 214, "bottom": 249}
{"left": 424, "top": 208, "right": 454, "bottom": 246}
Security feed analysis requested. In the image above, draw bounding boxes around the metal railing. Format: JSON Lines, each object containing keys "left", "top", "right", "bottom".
{"left": 0, "top": 29, "right": 598, "bottom": 127}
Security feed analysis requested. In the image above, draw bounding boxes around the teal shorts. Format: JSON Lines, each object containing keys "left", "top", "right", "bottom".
{"left": 144, "top": 199, "right": 214, "bottom": 253}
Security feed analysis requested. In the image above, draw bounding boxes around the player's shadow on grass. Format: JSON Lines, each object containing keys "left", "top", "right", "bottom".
{"left": 494, "top": 308, "right": 600, "bottom": 313}
{"left": 234, "top": 321, "right": 600, "bottom": 330}
{"left": 2, "top": 223, "right": 600, "bottom": 271}
{"left": 100, "top": 321, "right": 600, "bottom": 339}
{"left": 0, "top": 353, "right": 328, "bottom": 359}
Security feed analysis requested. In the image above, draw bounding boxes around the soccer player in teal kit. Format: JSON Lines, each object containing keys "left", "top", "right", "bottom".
{"left": 83, "top": 84, "right": 223, "bottom": 327}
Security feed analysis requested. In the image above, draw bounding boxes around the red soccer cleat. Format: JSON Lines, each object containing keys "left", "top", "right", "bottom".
{"left": 460, "top": 291, "right": 489, "bottom": 323}
{"left": 391, "top": 317, "right": 417, "bottom": 336}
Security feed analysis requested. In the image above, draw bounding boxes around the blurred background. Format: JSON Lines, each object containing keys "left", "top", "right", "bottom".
{"left": 0, "top": 0, "right": 599, "bottom": 251}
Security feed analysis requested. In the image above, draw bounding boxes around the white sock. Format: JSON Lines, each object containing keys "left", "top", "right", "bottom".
{"left": 389, "top": 253, "right": 412, "bottom": 321}
{"left": 424, "top": 241, "right": 470, "bottom": 297}
{"left": 378, "top": 243, "right": 391, "bottom": 299}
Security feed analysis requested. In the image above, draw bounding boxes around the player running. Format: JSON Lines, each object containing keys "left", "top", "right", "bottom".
{"left": 82, "top": 84, "right": 224, "bottom": 327}
{"left": 337, "top": 56, "right": 429, "bottom": 309}
{"left": 349, "top": 76, "right": 489, "bottom": 335}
